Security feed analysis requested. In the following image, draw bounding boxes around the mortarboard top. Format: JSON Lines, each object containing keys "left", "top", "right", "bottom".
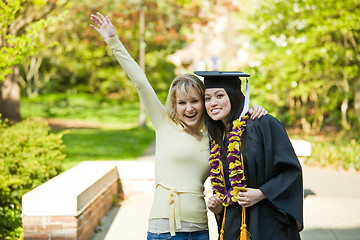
{"left": 194, "top": 71, "right": 250, "bottom": 89}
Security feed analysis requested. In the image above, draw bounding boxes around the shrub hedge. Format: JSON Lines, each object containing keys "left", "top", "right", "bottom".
{"left": 0, "top": 118, "right": 66, "bottom": 239}
{"left": 305, "top": 134, "right": 360, "bottom": 171}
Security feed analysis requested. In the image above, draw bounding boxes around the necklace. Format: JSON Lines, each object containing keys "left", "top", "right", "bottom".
{"left": 209, "top": 114, "right": 249, "bottom": 206}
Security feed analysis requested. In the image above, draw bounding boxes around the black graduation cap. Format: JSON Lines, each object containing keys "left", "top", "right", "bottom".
{"left": 194, "top": 71, "right": 250, "bottom": 89}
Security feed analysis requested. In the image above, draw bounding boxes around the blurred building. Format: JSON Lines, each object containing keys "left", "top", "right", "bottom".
{"left": 168, "top": 1, "right": 251, "bottom": 74}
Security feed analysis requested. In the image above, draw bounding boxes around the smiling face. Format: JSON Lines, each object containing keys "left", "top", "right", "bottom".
{"left": 204, "top": 88, "right": 231, "bottom": 123}
{"left": 176, "top": 88, "right": 204, "bottom": 130}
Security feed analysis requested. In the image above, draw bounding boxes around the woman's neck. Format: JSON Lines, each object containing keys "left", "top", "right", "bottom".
{"left": 184, "top": 126, "right": 202, "bottom": 140}
{"left": 221, "top": 119, "right": 232, "bottom": 132}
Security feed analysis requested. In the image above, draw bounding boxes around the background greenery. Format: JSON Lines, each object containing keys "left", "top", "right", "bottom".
{"left": 241, "top": 0, "right": 360, "bottom": 132}
{"left": 2, "top": 0, "right": 359, "bottom": 132}
{"left": 22, "top": 94, "right": 156, "bottom": 170}
{"left": 2, "top": 0, "right": 360, "bottom": 132}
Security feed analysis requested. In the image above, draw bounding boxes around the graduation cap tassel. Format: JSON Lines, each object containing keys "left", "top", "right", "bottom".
{"left": 239, "top": 207, "right": 251, "bottom": 240}
{"left": 239, "top": 78, "right": 250, "bottom": 119}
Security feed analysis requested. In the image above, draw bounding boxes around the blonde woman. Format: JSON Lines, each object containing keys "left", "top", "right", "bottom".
{"left": 90, "top": 13, "right": 267, "bottom": 240}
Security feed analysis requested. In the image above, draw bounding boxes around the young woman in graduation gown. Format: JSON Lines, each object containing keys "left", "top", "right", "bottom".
{"left": 197, "top": 71, "right": 303, "bottom": 240}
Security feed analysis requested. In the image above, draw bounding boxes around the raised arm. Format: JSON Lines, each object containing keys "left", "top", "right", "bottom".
{"left": 90, "top": 12, "right": 166, "bottom": 128}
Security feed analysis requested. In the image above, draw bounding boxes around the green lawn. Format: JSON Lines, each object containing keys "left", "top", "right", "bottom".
{"left": 22, "top": 93, "right": 155, "bottom": 170}
{"left": 21, "top": 93, "right": 142, "bottom": 128}
{"left": 59, "top": 127, "right": 154, "bottom": 170}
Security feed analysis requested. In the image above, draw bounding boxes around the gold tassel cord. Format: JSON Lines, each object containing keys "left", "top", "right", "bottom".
{"left": 219, "top": 207, "right": 227, "bottom": 240}
{"left": 239, "top": 145, "right": 251, "bottom": 240}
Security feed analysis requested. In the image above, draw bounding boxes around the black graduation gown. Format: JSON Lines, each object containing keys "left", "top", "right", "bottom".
{"left": 216, "top": 115, "right": 303, "bottom": 240}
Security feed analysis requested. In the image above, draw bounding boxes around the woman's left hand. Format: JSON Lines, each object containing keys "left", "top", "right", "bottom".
{"left": 237, "top": 188, "right": 266, "bottom": 208}
{"left": 207, "top": 194, "right": 224, "bottom": 214}
{"left": 90, "top": 12, "right": 116, "bottom": 40}
{"left": 249, "top": 105, "right": 268, "bottom": 120}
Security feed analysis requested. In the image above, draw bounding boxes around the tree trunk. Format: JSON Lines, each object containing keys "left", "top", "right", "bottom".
{"left": 300, "top": 117, "right": 311, "bottom": 134}
{"left": 340, "top": 75, "right": 350, "bottom": 130}
{"left": 354, "top": 73, "right": 360, "bottom": 129}
{"left": 0, "top": 66, "right": 21, "bottom": 122}
{"left": 341, "top": 99, "right": 350, "bottom": 130}
{"left": 137, "top": 0, "right": 147, "bottom": 128}
{"left": 300, "top": 90, "right": 311, "bottom": 133}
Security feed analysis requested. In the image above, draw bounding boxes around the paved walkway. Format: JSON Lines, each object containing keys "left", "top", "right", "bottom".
{"left": 91, "top": 143, "right": 360, "bottom": 240}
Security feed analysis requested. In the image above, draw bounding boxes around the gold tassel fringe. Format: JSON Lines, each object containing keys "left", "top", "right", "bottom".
{"left": 239, "top": 207, "right": 251, "bottom": 240}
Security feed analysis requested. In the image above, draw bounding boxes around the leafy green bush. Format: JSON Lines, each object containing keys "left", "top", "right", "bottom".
{"left": 303, "top": 133, "right": 360, "bottom": 171}
{"left": 0, "top": 118, "right": 66, "bottom": 238}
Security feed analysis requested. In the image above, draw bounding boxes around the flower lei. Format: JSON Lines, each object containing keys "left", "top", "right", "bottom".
{"left": 209, "top": 113, "right": 249, "bottom": 207}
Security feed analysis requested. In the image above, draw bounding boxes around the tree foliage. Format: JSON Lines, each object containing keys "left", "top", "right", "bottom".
{"left": 28, "top": 0, "right": 205, "bottom": 102}
{"left": 0, "top": 0, "right": 68, "bottom": 122}
{"left": 0, "top": 0, "right": 66, "bottom": 81}
{"left": 242, "top": 0, "right": 360, "bottom": 132}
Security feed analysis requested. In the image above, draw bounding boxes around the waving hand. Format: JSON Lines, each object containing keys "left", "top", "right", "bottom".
{"left": 90, "top": 12, "right": 116, "bottom": 40}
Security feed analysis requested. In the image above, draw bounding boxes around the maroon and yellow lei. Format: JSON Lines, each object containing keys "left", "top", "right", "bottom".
{"left": 209, "top": 114, "right": 249, "bottom": 207}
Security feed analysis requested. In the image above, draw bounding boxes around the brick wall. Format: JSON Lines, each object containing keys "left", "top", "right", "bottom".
{"left": 23, "top": 180, "right": 119, "bottom": 240}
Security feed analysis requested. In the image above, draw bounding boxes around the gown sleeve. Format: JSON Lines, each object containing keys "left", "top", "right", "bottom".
{"left": 105, "top": 36, "right": 166, "bottom": 129}
{"left": 255, "top": 115, "right": 304, "bottom": 230}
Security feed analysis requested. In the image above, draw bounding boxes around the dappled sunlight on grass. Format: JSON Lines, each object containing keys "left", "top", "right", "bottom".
{"left": 21, "top": 93, "right": 156, "bottom": 170}
{"left": 60, "top": 127, "right": 155, "bottom": 170}
{"left": 21, "top": 93, "right": 140, "bottom": 126}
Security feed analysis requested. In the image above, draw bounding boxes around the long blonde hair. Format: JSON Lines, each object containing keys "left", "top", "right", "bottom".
{"left": 166, "top": 73, "right": 205, "bottom": 128}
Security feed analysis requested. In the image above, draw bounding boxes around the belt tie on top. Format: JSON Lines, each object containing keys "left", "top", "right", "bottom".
{"left": 155, "top": 184, "right": 204, "bottom": 236}
{"left": 168, "top": 188, "right": 181, "bottom": 236}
